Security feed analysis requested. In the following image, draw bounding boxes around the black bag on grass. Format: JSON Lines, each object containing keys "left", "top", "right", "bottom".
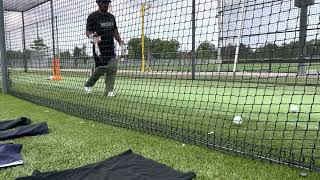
{"left": 0, "top": 144, "right": 23, "bottom": 168}
{"left": 0, "top": 117, "right": 31, "bottom": 131}
{"left": 0, "top": 122, "right": 48, "bottom": 141}
{"left": 17, "top": 149, "right": 196, "bottom": 180}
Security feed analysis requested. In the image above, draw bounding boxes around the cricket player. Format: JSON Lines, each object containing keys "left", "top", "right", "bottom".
{"left": 85, "top": 0, "right": 124, "bottom": 96}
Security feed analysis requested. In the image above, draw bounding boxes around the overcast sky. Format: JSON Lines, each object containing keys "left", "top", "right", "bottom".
{"left": 3, "top": 0, "right": 320, "bottom": 55}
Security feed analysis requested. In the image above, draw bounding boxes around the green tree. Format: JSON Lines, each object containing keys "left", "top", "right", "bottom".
{"left": 7, "top": 50, "right": 24, "bottom": 59}
{"left": 238, "top": 44, "right": 253, "bottom": 60}
{"left": 221, "top": 43, "right": 252, "bottom": 61}
{"left": 7, "top": 50, "right": 23, "bottom": 67}
{"left": 81, "top": 44, "right": 89, "bottom": 64}
{"left": 72, "top": 46, "right": 82, "bottom": 67}
{"left": 150, "top": 39, "right": 180, "bottom": 59}
{"left": 306, "top": 39, "right": 320, "bottom": 58}
{"left": 24, "top": 49, "right": 32, "bottom": 59}
{"left": 196, "top": 41, "right": 217, "bottom": 59}
{"left": 278, "top": 42, "right": 297, "bottom": 59}
{"left": 60, "top": 50, "right": 71, "bottom": 58}
{"left": 73, "top": 46, "right": 82, "bottom": 58}
{"left": 6, "top": 50, "right": 32, "bottom": 67}
{"left": 221, "top": 43, "right": 236, "bottom": 60}
{"left": 252, "top": 43, "right": 276, "bottom": 60}
{"left": 30, "top": 38, "right": 48, "bottom": 51}
{"left": 128, "top": 37, "right": 180, "bottom": 59}
{"left": 128, "top": 37, "right": 151, "bottom": 59}
{"left": 73, "top": 45, "right": 88, "bottom": 66}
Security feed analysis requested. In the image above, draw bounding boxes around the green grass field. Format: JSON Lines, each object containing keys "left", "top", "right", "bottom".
{"left": 117, "top": 62, "right": 320, "bottom": 74}
{"left": 4, "top": 69, "right": 320, "bottom": 170}
{"left": 147, "top": 63, "right": 293, "bottom": 72}
{"left": 1, "top": 94, "right": 320, "bottom": 179}
{"left": 65, "top": 59, "right": 320, "bottom": 75}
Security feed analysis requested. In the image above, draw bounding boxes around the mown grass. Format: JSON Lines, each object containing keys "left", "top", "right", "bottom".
{"left": 5, "top": 70, "right": 320, "bottom": 170}
{"left": 1, "top": 94, "right": 320, "bottom": 179}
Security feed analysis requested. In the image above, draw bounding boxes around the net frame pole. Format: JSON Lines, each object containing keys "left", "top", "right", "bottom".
{"left": 36, "top": 22, "right": 39, "bottom": 39}
{"left": 55, "top": 16, "right": 59, "bottom": 56}
{"left": 298, "top": 5, "right": 308, "bottom": 75}
{"left": 22, "top": 12, "right": 27, "bottom": 72}
{"left": 294, "top": 0, "right": 314, "bottom": 74}
{"left": 50, "top": 0, "right": 56, "bottom": 59}
{"left": 36, "top": 21, "right": 40, "bottom": 68}
{"left": 8, "top": 31, "right": 11, "bottom": 50}
{"left": 233, "top": 0, "right": 246, "bottom": 74}
{"left": 217, "top": 0, "right": 223, "bottom": 72}
{"left": 191, "top": 0, "right": 196, "bottom": 80}
{"left": 0, "top": 0, "right": 8, "bottom": 93}
{"left": 141, "top": 3, "right": 145, "bottom": 72}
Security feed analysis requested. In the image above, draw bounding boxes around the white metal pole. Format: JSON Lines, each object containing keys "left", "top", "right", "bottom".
{"left": 233, "top": 0, "right": 246, "bottom": 74}
{"left": 217, "top": 0, "right": 223, "bottom": 72}
{"left": 0, "top": 0, "right": 8, "bottom": 93}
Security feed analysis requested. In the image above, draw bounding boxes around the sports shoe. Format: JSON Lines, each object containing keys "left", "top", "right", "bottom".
{"left": 85, "top": 86, "right": 92, "bottom": 94}
{"left": 107, "top": 91, "right": 116, "bottom": 97}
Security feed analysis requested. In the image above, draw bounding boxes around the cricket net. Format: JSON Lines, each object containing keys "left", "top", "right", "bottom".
{"left": 2, "top": 0, "right": 320, "bottom": 171}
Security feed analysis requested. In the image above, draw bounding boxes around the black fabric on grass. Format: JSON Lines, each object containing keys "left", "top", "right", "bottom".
{"left": 16, "top": 149, "right": 196, "bottom": 180}
{"left": 0, "top": 122, "right": 48, "bottom": 141}
{"left": 0, "top": 117, "right": 32, "bottom": 131}
{"left": 0, "top": 144, "right": 23, "bottom": 168}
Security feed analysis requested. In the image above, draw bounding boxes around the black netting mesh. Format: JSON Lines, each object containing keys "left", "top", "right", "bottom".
{"left": 2, "top": 0, "right": 320, "bottom": 171}
{"left": 4, "top": 0, "right": 50, "bottom": 12}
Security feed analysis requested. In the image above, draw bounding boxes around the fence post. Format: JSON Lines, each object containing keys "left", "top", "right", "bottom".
{"left": 191, "top": 0, "right": 196, "bottom": 80}
{"left": 22, "top": 12, "right": 27, "bottom": 72}
{"left": 50, "top": 0, "right": 56, "bottom": 59}
{"left": 295, "top": 0, "right": 314, "bottom": 75}
{"left": 0, "top": 0, "right": 9, "bottom": 93}
{"left": 217, "top": 0, "right": 223, "bottom": 72}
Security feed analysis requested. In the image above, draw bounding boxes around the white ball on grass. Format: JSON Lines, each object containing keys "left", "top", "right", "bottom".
{"left": 289, "top": 105, "right": 299, "bottom": 113}
{"left": 233, "top": 116, "right": 242, "bottom": 125}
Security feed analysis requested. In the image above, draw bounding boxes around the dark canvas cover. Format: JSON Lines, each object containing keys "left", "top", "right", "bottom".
{"left": 17, "top": 149, "right": 196, "bottom": 180}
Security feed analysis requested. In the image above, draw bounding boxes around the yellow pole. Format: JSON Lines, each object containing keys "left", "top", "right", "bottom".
{"left": 141, "top": 3, "right": 145, "bottom": 72}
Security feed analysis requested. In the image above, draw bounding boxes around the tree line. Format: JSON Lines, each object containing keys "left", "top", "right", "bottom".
{"left": 6, "top": 37, "right": 320, "bottom": 62}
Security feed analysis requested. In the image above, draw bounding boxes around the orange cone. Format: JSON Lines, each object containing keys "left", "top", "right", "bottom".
{"left": 52, "top": 57, "right": 62, "bottom": 81}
